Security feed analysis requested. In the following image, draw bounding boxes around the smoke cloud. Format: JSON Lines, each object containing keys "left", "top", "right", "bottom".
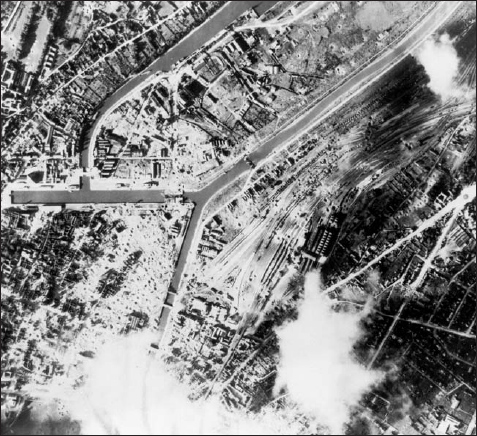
{"left": 415, "top": 33, "right": 465, "bottom": 100}
{"left": 13, "top": 333, "right": 304, "bottom": 435}
{"left": 274, "top": 271, "right": 383, "bottom": 434}
{"left": 10, "top": 272, "right": 383, "bottom": 435}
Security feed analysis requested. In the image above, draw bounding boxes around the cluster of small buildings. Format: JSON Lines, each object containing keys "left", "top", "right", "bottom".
{"left": 1, "top": 208, "right": 121, "bottom": 411}
{"left": 38, "top": 1, "right": 224, "bottom": 109}
{"left": 168, "top": 290, "right": 238, "bottom": 374}
{"left": 323, "top": 119, "right": 476, "bottom": 434}
{"left": 330, "top": 113, "right": 475, "bottom": 288}
{"left": 1, "top": 208, "right": 101, "bottom": 298}
{"left": 411, "top": 393, "right": 475, "bottom": 436}
{"left": 1, "top": 61, "right": 35, "bottom": 116}
{"left": 167, "top": 286, "right": 281, "bottom": 410}
{"left": 115, "top": 3, "right": 351, "bottom": 178}
{"left": 123, "top": 311, "right": 149, "bottom": 334}
{"left": 2, "top": 1, "right": 224, "bottom": 186}
{"left": 96, "top": 250, "right": 143, "bottom": 298}
{"left": 361, "top": 313, "right": 476, "bottom": 435}
{"left": 198, "top": 216, "right": 226, "bottom": 260}
{"left": 221, "top": 338, "right": 278, "bottom": 410}
{"left": 39, "top": 45, "right": 59, "bottom": 78}
{"left": 1, "top": 203, "right": 192, "bottom": 424}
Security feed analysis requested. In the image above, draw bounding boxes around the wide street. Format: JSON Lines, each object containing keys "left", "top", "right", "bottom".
{"left": 11, "top": 176, "right": 166, "bottom": 205}
{"left": 12, "top": 1, "right": 460, "bottom": 212}
{"left": 9, "top": 1, "right": 463, "bottom": 343}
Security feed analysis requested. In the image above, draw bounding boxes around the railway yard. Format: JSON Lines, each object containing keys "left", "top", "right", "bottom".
{"left": 1, "top": 1, "right": 476, "bottom": 435}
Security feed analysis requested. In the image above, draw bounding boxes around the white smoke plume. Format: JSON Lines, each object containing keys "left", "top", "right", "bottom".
{"left": 274, "top": 271, "right": 383, "bottom": 434}
{"left": 12, "top": 272, "right": 383, "bottom": 435}
{"left": 18, "top": 332, "right": 304, "bottom": 435}
{"left": 415, "top": 33, "right": 466, "bottom": 100}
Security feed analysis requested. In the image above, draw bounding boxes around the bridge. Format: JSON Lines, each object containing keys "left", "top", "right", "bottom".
{"left": 10, "top": 176, "right": 166, "bottom": 205}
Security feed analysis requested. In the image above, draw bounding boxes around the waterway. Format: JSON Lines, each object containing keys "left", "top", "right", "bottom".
{"left": 9, "top": 1, "right": 460, "bottom": 338}
{"left": 170, "top": 1, "right": 459, "bottom": 290}
{"left": 81, "top": 1, "right": 279, "bottom": 167}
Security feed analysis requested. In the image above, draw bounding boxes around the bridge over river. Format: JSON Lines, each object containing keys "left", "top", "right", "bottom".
{"left": 9, "top": 1, "right": 462, "bottom": 344}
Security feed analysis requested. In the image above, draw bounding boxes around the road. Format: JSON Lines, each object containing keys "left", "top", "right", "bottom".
{"left": 466, "top": 412, "right": 476, "bottom": 435}
{"left": 10, "top": 189, "right": 166, "bottom": 205}
{"left": 324, "top": 184, "right": 476, "bottom": 295}
{"left": 81, "top": 0, "right": 279, "bottom": 168}
{"left": 9, "top": 1, "right": 463, "bottom": 342}
{"left": 367, "top": 301, "right": 407, "bottom": 370}
{"left": 234, "top": 1, "right": 327, "bottom": 32}
{"left": 11, "top": 176, "right": 166, "bottom": 205}
{"left": 173, "top": 1, "right": 463, "bottom": 292}
{"left": 11, "top": 1, "right": 278, "bottom": 208}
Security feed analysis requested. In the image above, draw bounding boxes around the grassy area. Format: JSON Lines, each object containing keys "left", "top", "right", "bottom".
{"left": 24, "top": 14, "right": 51, "bottom": 73}
{"left": 18, "top": 3, "right": 42, "bottom": 60}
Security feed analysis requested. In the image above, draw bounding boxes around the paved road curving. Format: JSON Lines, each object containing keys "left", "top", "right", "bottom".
{"left": 9, "top": 1, "right": 462, "bottom": 337}
{"left": 171, "top": 1, "right": 462, "bottom": 291}
{"left": 81, "top": 1, "right": 279, "bottom": 168}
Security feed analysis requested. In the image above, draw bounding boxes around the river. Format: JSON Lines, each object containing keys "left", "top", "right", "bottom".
{"left": 81, "top": 1, "right": 279, "bottom": 167}
{"left": 170, "top": 1, "right": 460, "bottom": 291}
{"left": 9, "top": 1, "right": 460, "bottom": 337}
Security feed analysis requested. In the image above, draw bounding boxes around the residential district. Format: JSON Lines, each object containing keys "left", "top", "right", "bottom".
{"left": 1, "top": 1, "right": 476, "bottom": 435}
